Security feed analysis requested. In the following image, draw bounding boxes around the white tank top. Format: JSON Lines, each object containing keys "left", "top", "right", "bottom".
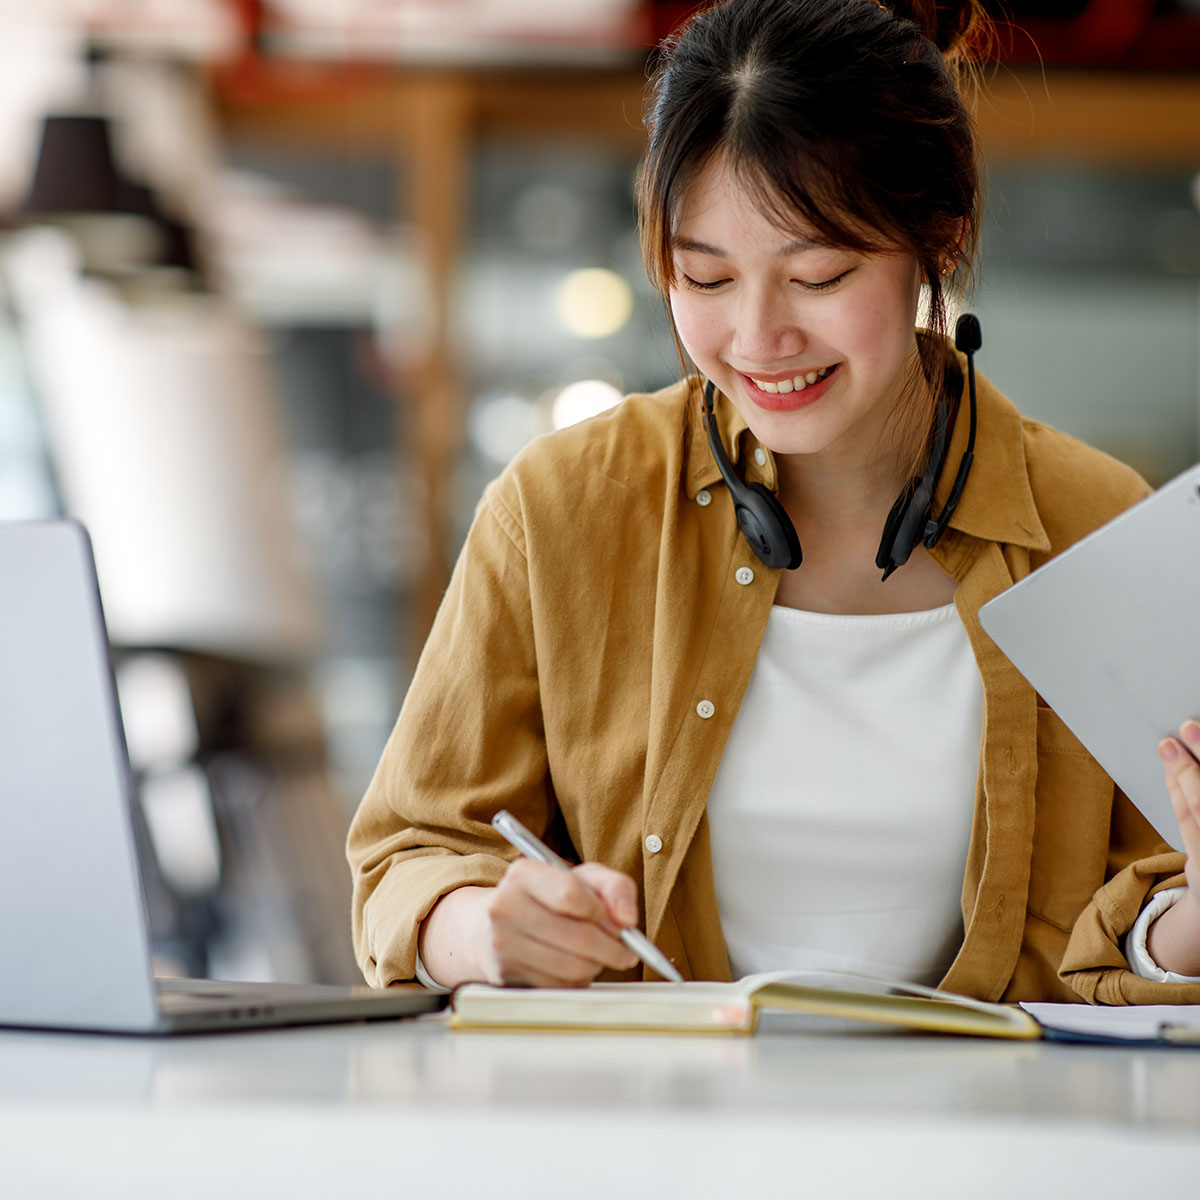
{"left": 706, "top": 602, "right": 983, "bottom": 986}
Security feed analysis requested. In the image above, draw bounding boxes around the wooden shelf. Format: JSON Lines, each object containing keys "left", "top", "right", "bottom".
{"left": 976, "top": 69, "right": 1200, "bottom": 167}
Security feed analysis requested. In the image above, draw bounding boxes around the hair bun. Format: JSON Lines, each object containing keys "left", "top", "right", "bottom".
{"left": 887, "top": 0, "right": 988, "bottom": 58}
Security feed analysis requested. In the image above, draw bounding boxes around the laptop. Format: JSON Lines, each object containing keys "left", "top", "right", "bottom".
{"left": 0, "top": 519, "right": 444, "bottom": 1034}
{"left": 978, "top": 463, "right": 1200, "bottom": 852}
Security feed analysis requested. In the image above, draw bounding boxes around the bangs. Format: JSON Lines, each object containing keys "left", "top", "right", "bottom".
{"left": 725, "top": 150, "right": 897, "bottom": 257}
{"left": 646, "top": 145, "right": 904, "bottom": 296}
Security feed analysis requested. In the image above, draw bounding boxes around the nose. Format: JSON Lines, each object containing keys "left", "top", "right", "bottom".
{"left": 730, "top": 282, "right": 805, "bottom": 366}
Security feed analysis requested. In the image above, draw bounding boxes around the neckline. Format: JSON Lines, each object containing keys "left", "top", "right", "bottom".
{"left": 767, "top": 602, "right": 959, "bottom": 630}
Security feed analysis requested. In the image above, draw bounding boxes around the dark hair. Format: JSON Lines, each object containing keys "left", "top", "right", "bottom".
{"left": 638, "top": 0, "right": 991, "bottom": 463}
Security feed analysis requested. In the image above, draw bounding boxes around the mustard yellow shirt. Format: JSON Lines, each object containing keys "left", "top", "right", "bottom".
{"left": 348, "top": 359, "right": 1197, "bottom": 1005}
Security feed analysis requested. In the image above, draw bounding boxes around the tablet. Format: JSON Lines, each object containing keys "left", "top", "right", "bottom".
{"left": 978, "top": 463, "right": 1200, "bottom": 851}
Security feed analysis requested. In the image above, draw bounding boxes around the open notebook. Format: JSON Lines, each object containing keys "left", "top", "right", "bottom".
{"left": 450, "top": 971, "right": 1200, "bottom": 1046}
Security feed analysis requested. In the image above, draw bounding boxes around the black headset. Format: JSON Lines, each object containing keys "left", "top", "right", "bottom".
{"left": 702, "top": 312, "right": 981, "bottom": 578}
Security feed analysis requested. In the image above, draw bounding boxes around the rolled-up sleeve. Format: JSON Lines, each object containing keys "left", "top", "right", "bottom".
{"left": 1059, "top": 813, "right": 1200, "bottom": 1004}
{"left": 346, "top": 479, "right": 555, "bottom": 986}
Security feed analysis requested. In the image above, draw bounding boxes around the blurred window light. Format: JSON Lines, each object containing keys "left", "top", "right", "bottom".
{"left": 0, "top": 462, "right": 56, "bottom": 520}
{"left": 551, "top": 378, "right": 622, "bottom": 430}
{"left": 115, "top": 653, "right": 200, "bottom": 770}
{"left": 266, "top": 0, "right": 642, "bottom": 43}
{"left": 469, "top": 389, "right": 546, "bottom": 463}
{"left": 0, "top": 314, "right": 56, "bottom": 520}
{"left": 22, "top": 0, "right": 242, "bottom": 60}
{"left": 0, "top": 16, "right": 88, "bottom": 213}
{"left": 555, "top": 267, "right": 633, "bottom": 339}
{"left": 209, "top": 179, "right": 421, "bottom": 329}
{"left": 140, "top": 766, "right": 222, "bottom": 897}
{"left": 5, "top": 227, "right": 320, "bottom": 659}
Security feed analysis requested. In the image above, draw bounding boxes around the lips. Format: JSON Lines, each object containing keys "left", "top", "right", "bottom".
{"left": 739, "top": 362, "right": 841, "bottom": 411}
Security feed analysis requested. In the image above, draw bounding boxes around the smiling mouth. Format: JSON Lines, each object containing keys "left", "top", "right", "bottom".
{"left": 746, "top": 364, "right": 836, "bottom": 394}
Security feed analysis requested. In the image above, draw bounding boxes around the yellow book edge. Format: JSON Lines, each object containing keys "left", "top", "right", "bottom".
{"left": 751, "top": 981, "right": 1039, "bottom": 1040}
{"left": 448, "top": 971, "right": 1042, "bottom": 1039}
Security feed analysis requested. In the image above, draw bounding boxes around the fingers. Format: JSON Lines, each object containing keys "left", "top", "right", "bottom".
{"left": 1159, "top": 720, "right": 1200, "bottom": 854}
{"left": 1182, "top": 720, "right": 1200, "bottom": 762}
{"left": 572, "top": 861, "right": 640, "bottom": 931}
{"left": 486, "top": 927, "right": 630, "bottom": 989}
{"left": 484, "top": 859, "right": 641, "bottom": 987}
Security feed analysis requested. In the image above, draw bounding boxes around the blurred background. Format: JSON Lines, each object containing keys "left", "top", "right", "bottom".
{"left": 0, "top": 0, "right": 1197, "bottom": 986}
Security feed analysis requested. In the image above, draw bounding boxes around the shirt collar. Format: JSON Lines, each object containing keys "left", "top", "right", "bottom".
{"left": 934, "top": 345, "right": 1049, "bottom": 552}
{"left": 682, "top": 347, "right": 1050, "bottom": 554}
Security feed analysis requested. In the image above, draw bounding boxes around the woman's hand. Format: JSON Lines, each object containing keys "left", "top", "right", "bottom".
{"left": 1159, "top": 720, "right": 1200, "bottom": 894}
{"left": 479, "top": 859, "right": 642, "bottom": 987}
{"left": 417, "top": 861, "right": 641, "bottom": 989}
{"left": 1145, "top": 720, "right": 1200, "bottom": 976}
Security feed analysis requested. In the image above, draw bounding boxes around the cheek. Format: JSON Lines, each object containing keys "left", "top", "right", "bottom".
{"left": 668, "top": 292, "right": 716, "bottom": 362}
{"left": 840, "top": 275, "right": 921, "bottom": 359}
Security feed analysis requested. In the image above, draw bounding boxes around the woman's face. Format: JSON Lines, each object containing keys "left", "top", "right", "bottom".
{"left": 668, "top": 154, "right": 924, "bottom": 474}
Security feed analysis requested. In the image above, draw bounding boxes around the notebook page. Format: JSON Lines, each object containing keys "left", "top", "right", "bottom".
{"left": 1021, "top": 1002, "right": 1200, "bottom": 1042}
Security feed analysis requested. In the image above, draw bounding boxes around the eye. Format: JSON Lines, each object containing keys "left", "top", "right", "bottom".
{"left": 680, "top": 274, "right": 728, "bottom": 292}
{"left": 799, "top": 269, "right": 852, "bottom": 292}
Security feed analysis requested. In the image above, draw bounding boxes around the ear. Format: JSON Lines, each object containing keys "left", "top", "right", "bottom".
{"left": 947, "top": 216, "right": 971, "bottom": 268}
{"left": 933, "top": 218, "right": 972, "bottom": 284}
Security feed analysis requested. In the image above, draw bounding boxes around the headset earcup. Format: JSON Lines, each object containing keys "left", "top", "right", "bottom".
{"left": 735, "top": 482, "right": 802, "bottom": 570}
{"left": 875, "top": 399, "right": 952, "bottom": 579}
{"left": 876, "top": 487, "right": 914, "bottom": 574}
{"left": 875, "top": 482, "right": 927, "bottom": 579}
{"left": 702, "top": 379, "right": 802, "bottom": 571}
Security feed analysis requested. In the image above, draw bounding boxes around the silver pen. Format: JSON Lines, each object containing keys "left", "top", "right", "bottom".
{"left": 491, "top": 809, "right": 684, "bottom": 983}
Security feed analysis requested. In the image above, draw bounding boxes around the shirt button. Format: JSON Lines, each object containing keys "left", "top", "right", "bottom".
{"left": 754, "top": 448, "right": 767, "bottom": 467}
{"left": 696, "top": 489, "right": 712, "bottom": 507}
{"left": 644, "top": 834, "right": 663, "bottom": 854}
{"left": 696, "top": 699, "right": 715, "bottom": 719}
{"left": 735, "top": 566, "right": 754, "bottom": 586}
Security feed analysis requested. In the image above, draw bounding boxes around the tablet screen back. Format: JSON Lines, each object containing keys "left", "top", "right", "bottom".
{"left": 978, "top": 464, "right": 1200, "bottom": 851}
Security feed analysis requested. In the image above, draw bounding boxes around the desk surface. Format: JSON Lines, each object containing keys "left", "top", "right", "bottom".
{"left": 3, "top": 1011, "right": 1200, "bottom": 1197}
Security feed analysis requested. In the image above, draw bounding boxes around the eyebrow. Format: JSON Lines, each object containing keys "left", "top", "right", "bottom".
{"left": 670, "top": 235, "right": 820, "bottom": 257}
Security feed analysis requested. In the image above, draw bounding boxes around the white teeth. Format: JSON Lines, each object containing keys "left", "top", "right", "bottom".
{"left": 749, "top": 365, "right": 834, "bottom": 393}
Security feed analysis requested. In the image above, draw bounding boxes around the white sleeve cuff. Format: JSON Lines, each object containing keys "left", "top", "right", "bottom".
{"left": 1124, "top": 886, "right": 1200, "bottom": 983}
{"left": 413, "top": 945, "right": 453, "bottom": 994}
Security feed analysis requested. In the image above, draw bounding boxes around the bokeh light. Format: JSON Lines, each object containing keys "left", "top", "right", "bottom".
{"left": 550, "top": 379, "right": 623, "bottom": 430}
{"left": 554, "top": 267, "right": 633, "bottom": 339}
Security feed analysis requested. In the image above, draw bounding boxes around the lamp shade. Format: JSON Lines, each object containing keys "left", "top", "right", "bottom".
{"left": 21, "top": 115, "right": 127, "bottom": 217}
{"left": 21, "top": 114, "right": 203, "bottom": 280}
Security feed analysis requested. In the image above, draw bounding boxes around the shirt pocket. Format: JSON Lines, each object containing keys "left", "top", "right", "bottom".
{"left": 1025, "top": 705, "right": 1115, "bottom": 933}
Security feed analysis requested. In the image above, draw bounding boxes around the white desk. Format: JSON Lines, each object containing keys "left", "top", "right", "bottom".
{"left": 2, "top": 1012, "right": 1199, "bottom": 1197}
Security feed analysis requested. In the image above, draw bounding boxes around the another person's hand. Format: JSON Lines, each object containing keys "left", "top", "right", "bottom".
{"left": 478, "top": 858, "right": 641, "bottom": 987}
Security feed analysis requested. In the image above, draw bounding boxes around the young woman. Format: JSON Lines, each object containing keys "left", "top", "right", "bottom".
{"left": 347, "top": 0, "right": 1200, "bottom": 1003}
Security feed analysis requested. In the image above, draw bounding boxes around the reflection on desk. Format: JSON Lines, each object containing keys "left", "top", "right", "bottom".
{"left": 2, "top": 1012, "right": 1199, "bottom": 1197}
